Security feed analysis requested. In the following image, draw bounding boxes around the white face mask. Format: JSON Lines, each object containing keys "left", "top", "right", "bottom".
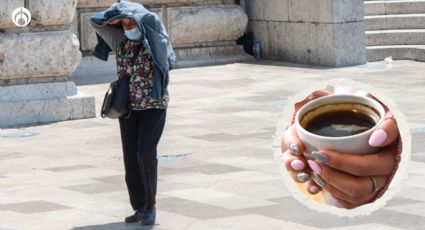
{"left": 124, "top": 27, "right": 142, "bottom": 41}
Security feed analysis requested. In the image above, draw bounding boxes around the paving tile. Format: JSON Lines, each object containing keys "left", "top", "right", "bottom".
{"left": 176, "top": 163, "right": 247, "bottom": 175}
{"left": 161, "top": 188, "right": 235, "bottom": 202}
{"left": 0, "top": 210, "right": 68, "bottom": 230}
{"left": 155, "top": 210, "right": 209, "bottom": 230}
{"left": 46, "top": 165, "right": 95, "bottom": 172}
{"left": 384, "top": 201, "right": 425, "bottom": 218}
{"left": 0, "top": 151, "right": 25, "bottom": 160}
{"left": 61, "top": 121, "right": 110, "bottom": 129}
{"left": 200, "top": 195, "right": 277, "bottom": 210}
{"left": 189, "top": 133, "right": 256, "bottom": 142}
{"left": 62, "top": 183, "right": 125, "bottom": 195}
{"left": 1, "top": 200, "right": 72, "bottom": 214}
{"left": 407, "top": 161, "right": 425, "bottom": 175}
{"left": 384, "top": 196, "right": 421, "bottom": 207}
{"left": 72, "top": 222, "right": 157, "bottom": 230}
{"left": 411, "top": 152, "right": 425, "bottom": 163}
{"left": 239, "top": 90, "right": 293, "bottom": 102}
{"left": 396, "top": 185, "right": 425, "bottom": 202}
{"left": 249, "top": 197, "right": 425, "bottom": 230}
{"left": 209, "top": 214, "right": 320, "bottom": 230}
{"left": 162, "top": 187, "right": 277, "bottom": 210}
{"left": 203, "top": 156, "right": 273, "bottom": 168}
{"left": 328, "top": 223, "right": 405, "bottom": 230}
{"left": 190, "top": 78, "right": 257, "bottom": 89}
{"left": 412, "top": 132, "right": 425, "bottom": 154}
{"left": 1, "top": 59, "right": 424, "bottom": 229}
{"left": 93, "top": 175, "right": 125, "bottom": 184}
{"left": 158, "top": 158, "right": 213, "bottom": 169}
{"left": 157, "top": 197, "right": 237, "bottom": 220}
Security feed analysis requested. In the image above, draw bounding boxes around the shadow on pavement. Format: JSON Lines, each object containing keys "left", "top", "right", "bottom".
{"left": 72, "top": 222, "right": 158, "bottom": 230}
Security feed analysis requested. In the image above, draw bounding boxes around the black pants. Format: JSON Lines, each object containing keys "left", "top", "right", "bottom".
{"left": 119, "top": 109, "right": 166, "bottom": 211}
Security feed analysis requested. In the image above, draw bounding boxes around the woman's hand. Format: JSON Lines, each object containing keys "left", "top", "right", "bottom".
{"left": 282, "top": 117, "right": 400, "bottom": 209}
{"left": 282, "top": 125, "right": 322, "bottom": 195}
{"left": 107, "top": 18, "right": 122, "bottom": 25}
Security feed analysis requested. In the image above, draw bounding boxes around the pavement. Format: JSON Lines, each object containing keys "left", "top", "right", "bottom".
{"left": 0, "top": 56, "right": 425, "bottom": 230}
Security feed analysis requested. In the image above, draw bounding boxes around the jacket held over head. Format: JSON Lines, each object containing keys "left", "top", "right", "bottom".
{"left": 90, "top": 1, "right": 176, "bottom": 101}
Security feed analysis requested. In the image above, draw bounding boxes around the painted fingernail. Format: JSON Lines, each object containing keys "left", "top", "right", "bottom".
{"left": 309, "top": 185, "right": 320, "bottom": 194}
{"left": 369, "top": 129, "right": 388, "bottom": 147}
{"left": 308, "top": 160, "right": 322, "bottom": 175}
{"left": 289, "top": 143, "right": 300, "bottom": 155}
{"left": 290, "top": 159, "right": 305, "bottom": 171}
{"left": 296, "top": 172, "right": 309, "bottom": 183}
{"left": 311, "top": 173, "right": 325, "bottom": 188}
{"left": 311, "top": 151, "right": 328, "bottom": 163}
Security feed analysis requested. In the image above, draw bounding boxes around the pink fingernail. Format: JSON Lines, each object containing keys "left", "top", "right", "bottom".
{"left": 309, "top": 185, "right": 319, "bottom": 194}
{"left": 308, "top": 160, "right": 322, "bottom": 175}
{"left": 290, "top": 160, "right": 305, "bottom": 171}
{"left": 369, "top": 129, "right": 388, "bottom": 147}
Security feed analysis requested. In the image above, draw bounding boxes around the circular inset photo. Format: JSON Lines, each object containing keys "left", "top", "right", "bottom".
{"left": 273, "top": 79, "right": 410, "bottom": 216}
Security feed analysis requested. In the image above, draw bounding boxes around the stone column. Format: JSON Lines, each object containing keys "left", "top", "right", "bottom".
{"left": 76, "top": 0, "right": 252, "bottom": 68}
{"left": 246, "top": 0, "right": 366, "bottom": 67}
{"left": 0, "top": 0, "right": 95, "bottom": 128}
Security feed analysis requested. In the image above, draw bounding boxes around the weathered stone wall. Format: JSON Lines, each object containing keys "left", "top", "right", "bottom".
{"left": 0, "top": 0, "right": 95, "bottom": 127}
{"left": 0, "top": 0, "right": 82, "bottom": 84}
{"left": 0, "top": 31, "right": 81, "bottom": 84}
{"left": 74, "top": 0, "right": 252, "bottom": 67}
{"left": 245, "top": 0, "right": 366, "bottom": 67}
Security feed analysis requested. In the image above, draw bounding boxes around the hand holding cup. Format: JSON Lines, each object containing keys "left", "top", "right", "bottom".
{"left": 281, "top": 92, "right": 400, "bottom": 209}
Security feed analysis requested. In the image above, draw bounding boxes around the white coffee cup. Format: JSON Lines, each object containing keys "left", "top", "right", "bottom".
{"left": 295, "top": 94, "right": 386, "bottom": 207}
{"left": 295, "top": 94, "right": 386, "bottom": 155}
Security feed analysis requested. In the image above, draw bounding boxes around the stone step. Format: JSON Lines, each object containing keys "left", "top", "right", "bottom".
{"left": 365, "top": 14, "right": 425, "bottom": 30}
{"left": 365, "top": 0, "right": 425, "bottom": 16}
{"left": 366, "top": 45, "right": 425, "bottom": 62}
{"left": 173, "top": 45, "right": 254, "bottom": 68}
{"left": 366, "top": 29, "right": 425, "bottom": 46}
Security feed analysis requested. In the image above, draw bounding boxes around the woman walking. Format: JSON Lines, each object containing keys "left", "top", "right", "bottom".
{"left": 90, "top": 1, "right": 175, "bottom": 226}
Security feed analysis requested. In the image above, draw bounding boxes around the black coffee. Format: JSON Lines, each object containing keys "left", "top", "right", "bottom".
{"left": 303, "top": 109, "right": 377, "bottom": 137}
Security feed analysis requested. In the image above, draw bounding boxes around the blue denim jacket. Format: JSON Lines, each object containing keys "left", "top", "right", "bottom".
{"left": 90, "top": 1, "right": 176, "bottom": 100}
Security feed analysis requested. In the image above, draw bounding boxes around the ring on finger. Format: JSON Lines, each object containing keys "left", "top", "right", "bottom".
{"left": 370, "top": 176, "right": 379, "bottom": 193}
{"left": 311, "top": 173, "right": 325, "bottom": 188}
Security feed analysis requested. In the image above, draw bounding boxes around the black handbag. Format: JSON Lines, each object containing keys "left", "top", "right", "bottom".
{"left": 101, "top": 45, "right": 142, "bottom": 119}
{"left": 101, "top": 76, "right": 131, "bottom": 119}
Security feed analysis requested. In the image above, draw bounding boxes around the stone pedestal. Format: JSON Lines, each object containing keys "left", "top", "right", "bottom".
{"left": 75, "top": 0, "right": 253, "bottom": 68}
{"left": 246, "top": 0, "right": 366, "bottom": 67}
{"left": 0, "top": 0, "right": 95, "bottom": 128}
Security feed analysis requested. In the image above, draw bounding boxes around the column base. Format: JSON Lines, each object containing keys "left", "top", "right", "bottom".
{"left": 0, "top": 81, "right": 95, "bottom": 128}
{"left": 174, "top": 45, "right": 254, "bottom": 68}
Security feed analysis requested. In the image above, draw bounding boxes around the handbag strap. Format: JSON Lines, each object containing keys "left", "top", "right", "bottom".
{"left": 129, "top": 44, "right": 143, "bottom": 67}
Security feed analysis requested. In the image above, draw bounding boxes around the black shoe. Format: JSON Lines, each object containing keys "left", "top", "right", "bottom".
{"left": 125, "top": 210, "right": 143, "bottom": 223}
{"left": 141, "top": 207, "right": 156, "bottom": 226}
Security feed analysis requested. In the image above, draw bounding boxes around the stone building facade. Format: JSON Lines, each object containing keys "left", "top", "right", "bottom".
{"left": 0, "top": 0, "right": 371, "bottom": 127}
{"left": 244, "top": 0, "right": 366, "bottom": 67}
{"left": 74, "top": 0, "right": 252, "bottom": 68}
{"left": 74, "top": 0, "right": 367, "bottom": 67}
{"left": 0, "top": 0, "right": 95, "bottom": 128}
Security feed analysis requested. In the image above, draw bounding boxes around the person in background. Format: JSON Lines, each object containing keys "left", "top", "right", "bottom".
{"left": 90, "top": 1, "right": 175, "bottom": 226}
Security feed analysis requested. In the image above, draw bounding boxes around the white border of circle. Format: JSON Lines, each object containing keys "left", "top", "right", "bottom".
{"left": 272, "top": 78, "right": 411, "bottom": 217}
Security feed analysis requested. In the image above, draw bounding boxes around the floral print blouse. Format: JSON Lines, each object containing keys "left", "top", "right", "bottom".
{"left": 115, "top": 38, "right": 168, "bottom": 110}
